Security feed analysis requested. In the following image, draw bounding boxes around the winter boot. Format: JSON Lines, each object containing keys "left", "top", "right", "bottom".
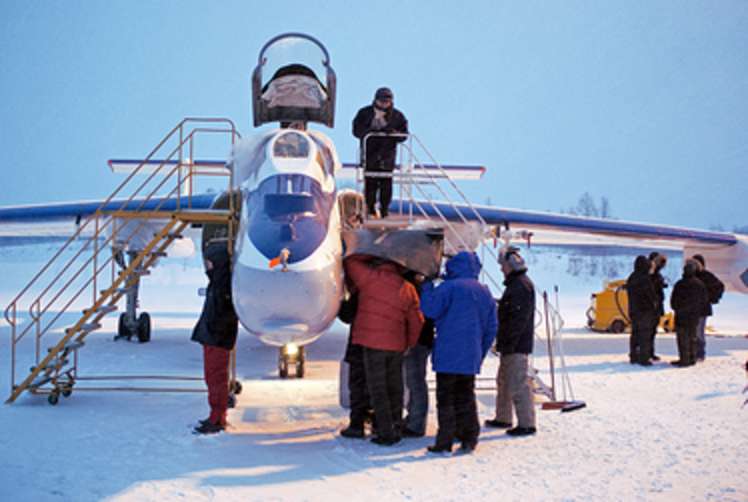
{"left": 484, "top": 419, "right": 512, "bottom": 429}
{"left": 507, "top": 426, "right": 536, "bottom": 437}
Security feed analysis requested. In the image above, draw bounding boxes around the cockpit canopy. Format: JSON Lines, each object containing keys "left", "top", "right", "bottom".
{"left": 252, "top": 33, "right": 336, "bottom": 128}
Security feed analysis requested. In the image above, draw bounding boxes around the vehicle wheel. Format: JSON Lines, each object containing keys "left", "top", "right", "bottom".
{"left": 227, "top": 394, "right": 236, "bottom": 409}
{"left": 48, "top": 392, "right": 59, "bottom": 405}
{"left": 231, "top": 380, "right": 242, "bottom": 395}
{"left": 61, "top": 387, "right": 72, "bottom": 398}
{"left": 137, "top": 313, "right": 151, "bottom": 343}
{"left": 117, "top": 313, "right": 130, "bottom": 340}
{"left": 610, "top": 319, "right": 626, "bottom": 334}
{"left": 279, "top": 359, "right": 289, "bottom": 379}
{"left": 296, "top": 360, "right": 305, "bottom": 379}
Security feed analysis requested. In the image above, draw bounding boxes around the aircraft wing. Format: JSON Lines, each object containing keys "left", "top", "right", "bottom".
{"left": 0, "top": 194, "right": 218, "bottom": 256}
{"left": 389, "top": 199, "right": 748, "bottom": 293}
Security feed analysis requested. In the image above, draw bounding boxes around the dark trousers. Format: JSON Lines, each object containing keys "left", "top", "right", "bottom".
{"left": 649, "top": 316, "right": 660, "bottom": 358}
{"left": 203, "top": 345, "right": 230, "bottom": 425}
{"left": 363, "top": 347, "right": 404, "bottom": 439}
{"left": 630, "top": 314, "right": 654, "bottom": 363}
{"left": 435, "top": 373, "right": 479, "bottom": 448}
{"left": 676, "top": 322, "right": 698, "bottom": 365}
{"left": 364, "top": 174, "right": 393, "bottom": 217}
{"left": 346, "top": 343, "right": 370, "bottom": 427}
{"left": 404, "top": 344, "right": 431, "bottom": 434}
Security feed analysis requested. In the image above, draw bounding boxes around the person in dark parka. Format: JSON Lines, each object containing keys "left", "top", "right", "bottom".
{"left": 648, "top": 252, "right": 668, "bottom": 361}
{"left": 692, "top": 254, "right": 725, "bottom": 361}
{"left": 485, "top": 248, "right": 537, "bottom": 437}
{"left": 421, "top": 251, "right": 498, "bottom": 453}
{"left": 670, "top": 259, "right": 709, "bottom": 367}
{"left": 191, "top": 240, "right": 239, "bottom": 434}
{"left": 352, "top": 87, "right": 408, "bottom": 219}
{"left": 626, "top": 255, "right": 657, "bottom": 366}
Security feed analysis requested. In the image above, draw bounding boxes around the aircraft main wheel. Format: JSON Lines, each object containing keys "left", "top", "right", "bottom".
{"left": 137, "top": 313, "right": 151, "bottom": 343}
{"left": 231, "top": 380, "right": 242, "bottom": 395}
{"left": 279, "top": 359, "right": 289, "bottom": 379}
{"left": 610, "top": 320, "right": 625, "bottom": 334}
{"left": 296, "top": 359, "right": 305, "bottom": 379}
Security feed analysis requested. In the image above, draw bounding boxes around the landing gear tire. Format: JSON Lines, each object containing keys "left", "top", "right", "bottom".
{"left": 610, "top": 319, "right": 626, "bottom": 334}
{"left": 296, "top": 359, "right": 305, "bottom": 379}
{"left": 137, "top": 313, "right": 151, "bottom": 343}
{"left": 231, "top": 380, "right": 242, "bottom": 395}
{"left": 116, "top": 313, "right": 129, "bottom": 341}
{"left": 279, "top": 358, "right": 289, "bottom": 379}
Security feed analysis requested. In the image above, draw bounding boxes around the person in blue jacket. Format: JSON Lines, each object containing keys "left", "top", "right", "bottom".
{"left": 420, "top": 251, "right": 498, "bottom": 453}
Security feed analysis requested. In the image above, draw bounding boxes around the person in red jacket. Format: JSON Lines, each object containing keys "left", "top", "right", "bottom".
{"left": 343, "top": 254, "right": 424, "bottom": 445}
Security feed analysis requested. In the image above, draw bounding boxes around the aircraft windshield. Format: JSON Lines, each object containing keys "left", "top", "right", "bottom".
{"left": 273, "top": 132, "right": 310, "bottom": 159}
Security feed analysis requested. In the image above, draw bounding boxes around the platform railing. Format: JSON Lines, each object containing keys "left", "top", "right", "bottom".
{"left": 5, "top": 118, "right": 240, "bottom": 402}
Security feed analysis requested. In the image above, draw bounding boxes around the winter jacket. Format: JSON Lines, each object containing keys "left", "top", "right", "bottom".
{"left": 191, "top": 242, "right": 238, "bottom": 350}
{"left": 495, "top": 270, "right": 536, "bottom": 355}
{"left": 626, "top": 256, "right": 658, "bottom": 319}
{"left": 421, "top": 252, "right": 498, "bottom": 375}
{"left": 671, "top": 274, "right": 709, "bottom": 326}
{"left": 650, "top": 270, "right": 668, "bottom": 317}
{"left": 352, "top": 105, "right": 408, "bottom": 171}
{"left": 344, "top": 255, "right": 423, "bottom": 352}
{"left": 695, "top": 269, "right": 724, "bottom": 316}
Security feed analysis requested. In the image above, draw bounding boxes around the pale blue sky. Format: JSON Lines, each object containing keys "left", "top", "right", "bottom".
{"left": 1, "top": 1, "right": 746, "bottom": 229}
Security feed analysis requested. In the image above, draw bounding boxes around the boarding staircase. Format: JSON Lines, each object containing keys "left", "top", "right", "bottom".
{"left": 5, "top": 118, "right": 240, "bottom": 404}
{"left": 357, "top": 133, "right": 577, "bottom": 403}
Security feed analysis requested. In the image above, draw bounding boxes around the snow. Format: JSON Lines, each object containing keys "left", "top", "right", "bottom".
{"left": 0, "top": 247, "right": 747, "bottom": 501}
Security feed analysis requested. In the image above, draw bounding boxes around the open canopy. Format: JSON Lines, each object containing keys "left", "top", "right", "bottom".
{"left": 251, "top": 33, "right": 337, "bottom": 128}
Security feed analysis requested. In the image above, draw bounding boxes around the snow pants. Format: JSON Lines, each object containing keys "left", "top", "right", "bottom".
{"left": 364, "top": 173, "right": 393, "bottom": 218}
{"left": 434, "top": 373, "right": 479, "bottom": 448}
{"left": 346, "top": 343, "right": 371, "bottom": 428}
{"left": 495, "top": 353, "right": 536, "bottom": 428}
{"left": 203, "top": 345, "right": 230, "bottom": 426}
{"left": 630, "top": 314, "right": 654, "bottom": 364}
{"left": 363, "top": 347, "right": 404, "bottom": 440}
{"left": 404, "top": 343, "right": 431, "bottom": 435}
{"left": 676, "top": 322, "right": 698, "bottom": 365}
{"left": 696, "top": 316, "right": 708, "bottom": 359}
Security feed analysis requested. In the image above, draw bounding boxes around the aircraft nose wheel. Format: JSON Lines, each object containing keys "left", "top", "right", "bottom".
{"left": 115, "top": 312, "right": 151, "bottom": 342}
{"left": 278, "top": 345, "right": 305, "bottom": 379}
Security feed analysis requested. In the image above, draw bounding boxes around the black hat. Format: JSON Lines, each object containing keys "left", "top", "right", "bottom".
{"left": 693, "top": 254, "right": 706, "bottom": 267}
{"left": 374, "top": 87, "right": 394, "bottom": 100}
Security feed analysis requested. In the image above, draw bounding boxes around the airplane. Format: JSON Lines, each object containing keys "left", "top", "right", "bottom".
{"left": 1, "top": 33, "right": 747, "bottom": 404}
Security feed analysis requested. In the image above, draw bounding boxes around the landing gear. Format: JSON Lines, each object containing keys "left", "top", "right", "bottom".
{"left": 278, "top": 344, "right": 305, "bottom": 379}
{"left": 114, "top": 250, "right": 151, "bottom": 343}
{"left": 116, "top": 312, "right": 151, "bottom": 342}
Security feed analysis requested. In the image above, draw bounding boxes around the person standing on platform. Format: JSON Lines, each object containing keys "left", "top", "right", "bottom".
{"left": 352, "top": 87, "right": 408, "bottom": 219}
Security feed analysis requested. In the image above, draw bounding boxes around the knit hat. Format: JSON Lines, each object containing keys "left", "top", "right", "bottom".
{"left": 374, "top": 87, "right": 394, "bottom": 100}
{"left": 498, "top": 246, "right": 527, "bottom": 272}
{"left": 693, "top": 254, "right": 706, "bottom": 267}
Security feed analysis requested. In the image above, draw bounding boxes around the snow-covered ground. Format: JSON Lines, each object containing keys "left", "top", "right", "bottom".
{"left": 0, "top": 246, "right": 747, "bottom": 501}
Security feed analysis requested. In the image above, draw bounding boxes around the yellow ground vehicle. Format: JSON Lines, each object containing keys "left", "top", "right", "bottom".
{"left": 586, "top": 279, "right": 674, "bottom": 333}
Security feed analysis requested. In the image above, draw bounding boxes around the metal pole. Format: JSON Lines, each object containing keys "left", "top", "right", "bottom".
{"left": 543, "top": 291, "right": 556, "bottom": 402}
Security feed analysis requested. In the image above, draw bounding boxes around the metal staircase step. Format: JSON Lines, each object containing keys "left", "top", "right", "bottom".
{"left": 84, "top": 305, "right": 117, "bottom": 316}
